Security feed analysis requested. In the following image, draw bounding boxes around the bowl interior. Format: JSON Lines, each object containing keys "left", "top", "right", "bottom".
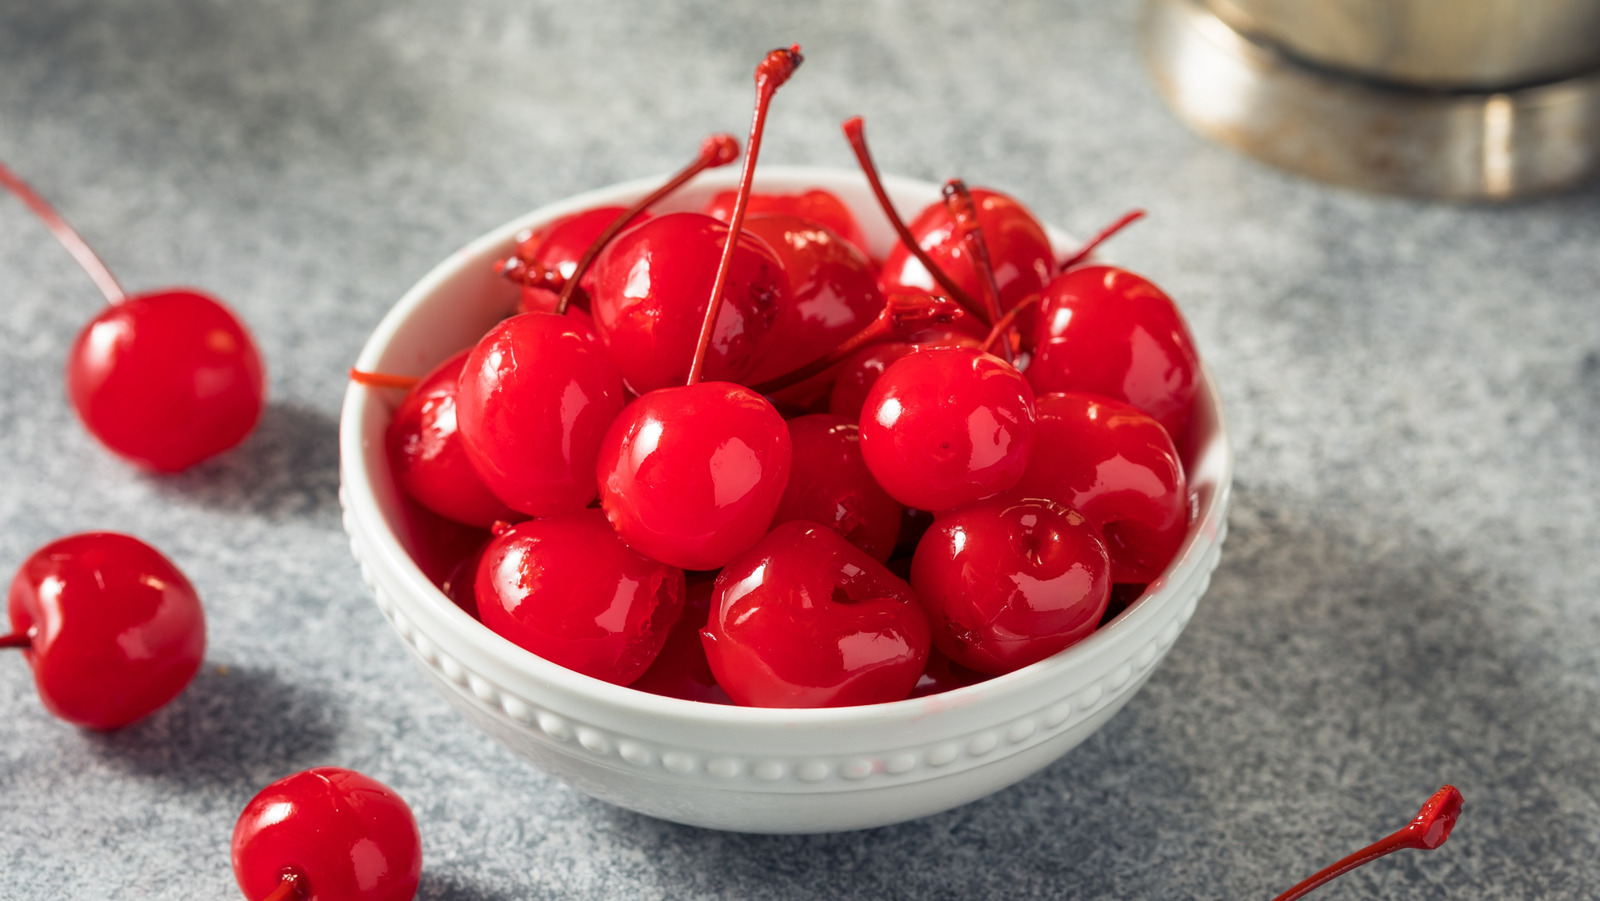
{"left": 340, "top": 166, "right": 1232, "bottom": 729}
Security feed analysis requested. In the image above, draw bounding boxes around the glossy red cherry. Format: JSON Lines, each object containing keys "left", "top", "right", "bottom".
{"left": 910, "top": 496, "right": 1110, "bottom": 675}
{"left": 738, "top": 213, "right": 884, "bottom": 386}
{"left": 597, "top": 381, "right": 792, "bottom": 570}
{"left": 477, "top": 511, "right": 686, "bottom": 685}
{"left": 702, "top": 521, "right": 930, "bottom": 707}
{"left": 858, "top": 345, "right": 1035, "bottom": 512}
{"left": 879, "top": 187, "right": 1052, "bottom": 322}
{"left": 385, "top": 349, "right": 518, "bottom": 529}
{"left": 1013, "top": 392, "right": 1189, "bottom": 584}
{"left": 511, "top": 205, "right": 646, "bottom": 306}
{"left": 455, "top": 311, "right": 626, "bottom": 517}
{"left": 588, "top": 211, "right": 789, "bottom": 395}
{"left": 68, "top": 288, "right": 265, "bottom": 472}
{"left": 1, "top": 160, "right": 265, "bottom": 472}
{"left": 704, "top": 188, "right": 871, "bottom": 254}
{"left": 231, "top": 767, "right": 422, "bottom": 901}
{"left": 629, "top": 577, "right": 731, "bottom": 704}
{"left": 772, "top": 414, "right": 902, "bottom": 561}
{"left": 825, "top": 327, "right": 981, "bottom": 421}
{"left": 4, "top": 532, "right": 205, "bottom": 729}
{"left": 1028, "top": 265, "right": 1201, "bottom": 442}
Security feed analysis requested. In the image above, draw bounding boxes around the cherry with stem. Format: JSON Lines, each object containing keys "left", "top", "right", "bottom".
{"left": 942, "top": 178, "right": 1011, "bottom": 363}
{"left": 840, "top": 117, "right": 989, "bottom": 325}
{"left": 1272, "top": 785, "right": 1464, "bottom": 901}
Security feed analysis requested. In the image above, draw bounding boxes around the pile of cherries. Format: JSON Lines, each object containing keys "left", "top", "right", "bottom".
{"left": 370, "top": 45, "right": 1202, "bottom": 711}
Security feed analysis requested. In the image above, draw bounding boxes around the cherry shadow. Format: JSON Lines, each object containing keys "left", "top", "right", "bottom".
{"left": 85, "top": 661, "right": 344, "bottom": 793}
{"left": 149, "top": 400, "right": 341, "bottom": 522}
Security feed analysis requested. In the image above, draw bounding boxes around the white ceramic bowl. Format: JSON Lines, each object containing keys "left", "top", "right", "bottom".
{"left": 339, "top": 167, "right": 1232, "bottom": 834}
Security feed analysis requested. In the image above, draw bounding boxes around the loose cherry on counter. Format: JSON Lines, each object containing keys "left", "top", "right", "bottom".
{"left": 702, "top": 521, "right": 930, "bottom": 707}
{"left": 476, "top": 511, "right": 686, "bottom": 685}
{"left": 857, "top": 344, "right": 1036, "bottom": 512}
{"left": 1028, "top": 264, "right": 1201, "bottom": 443}
{"left": 1271, "top": 785, "right": 1464, "bottom": 901}
{"left": 1, "top": 158, "right": 265, "bottom": 472}
{"left": 4, "top": 532, "right": 205, "bottom": 730}
{"left": 231, "top": 767, "right": 422, "bottom": 901}
{"left": 596, "top": 46, "right": 801, "bottom": 570}
{"left": 772, "top": 414, "right": 903, "bottom": 561}
{"left": 910, "top": 495, "right": 1110, "bottom": 675}
{"left": 1013, "top": 392, "right": 1188, "bottom": 584}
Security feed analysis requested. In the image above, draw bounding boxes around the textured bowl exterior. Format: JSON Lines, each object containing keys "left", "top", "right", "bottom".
{"left": 339, "top": 167, "right": 1232, "bottom": 834}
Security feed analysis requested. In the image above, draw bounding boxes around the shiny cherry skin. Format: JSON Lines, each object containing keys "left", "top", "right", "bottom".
{"left": 476, "top": 510, "right": 685, "bottom": 685}
{"left": 5, "top": 532, "right": 205, "bottom": 729}
{"left": 597, "top": 381, "right": 791, "bottom": 571}
{"left": 231, "top": 767, "right": 422, "bottom": 901}
{"left": 385, "top": 349, "right": 518, "bottom": 529}
{"left": 702, "top": 521, "right": 930, "bottom": 708}
{"left": 738, "top": 213, "right": 884, "bottom": 386}
{"left": 629, "top": 577, "right": 731, "bottom": 704}
{"left": 703, "top": 188, "right": 871, "bottom": 255}
{"left": 456, "top": 311, "right": 626, "bottom": 517}
{"left": 827, "top": 327, "right": 982, "bottom": 421}
{"left": 772, "top": 414, "right": 901, "bottom": 561}
{"left": 67, "top": 288, "right": 265, "bottom": 472}
{"left": 858, "top": 345, "right": 1035, "bottom": 512}
{"left": 879, "top": 188, "right": 1052, "bottom": 320}
{"left": 588, "top": 211, "right": 789, "bottom": 395}
{"left": 1013, "top": 392, "right": 1189, "bottom": 583}
{"left": 911, "top": 496, "right": 1110, "bottom": 675}
{"left": 1028, "top": 265, "right": 1201, "bottom": 442}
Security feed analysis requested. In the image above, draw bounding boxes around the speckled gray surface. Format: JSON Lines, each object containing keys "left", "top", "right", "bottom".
{"left": 2, "top": 2, "right": 1598, "bottom": 899}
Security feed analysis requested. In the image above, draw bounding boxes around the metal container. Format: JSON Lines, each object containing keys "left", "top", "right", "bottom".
{"left": 1143, "top": 0, "right": 1600, "bottom": 198}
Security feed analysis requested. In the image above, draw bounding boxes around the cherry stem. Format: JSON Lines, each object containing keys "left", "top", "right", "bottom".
{"left": 0, "top": 631, "right": 31, "bottom": 651}
{"left": 840, "top": 117, "right": 988, "bottom": 325}
{"left": 941, "top": 179, "right": 1011, "bottom": 364}
{"left": 348, "top": 368, "right": 421, "bottom": 390}
{"left": 1058, "top": 208, "right": 1146, "bottom": 272}
{"left": 982, "top": 293, "right": 1039, "bottom": 357}
{"left": 1271, "top": 785, "right": 1465, "bottom": 901}
{"left": 261, "top": 872, "right": 307, "bottom": 901}
{"left": 0, "top": 157, "right": 127, "bottom": 304}
{"left": 555, "top": 132, "right": 740, "bottom": 316}
{"left": 751, "top": 291, "right": 959, "bottom": 395}
{"left": 686, "top": 45, "right": 803, "bottom": 387}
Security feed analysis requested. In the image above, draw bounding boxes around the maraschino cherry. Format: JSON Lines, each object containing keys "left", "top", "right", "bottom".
{"left": 702, "top": 521, "right": 930, "bottom": 707}
{"left": 4, "top": 532, "right": 206, "bottom": 729}
{"left": 475, "top": 511, "right": 686, "bottom": 685}
{"left": 0, "top": 159, "right": 265, "bottom": 472}
{"left": 1272, "top": 785, "right": 1464, "bottom": 901}
{"left": 771, "top": 414, "right": 902, "bottom": 562}
{"left": 910, "top": 496, "right": 1110, "bottom": 675}
{"left": 630, "top": 577, "right": 730, "bottom": 704}
{"left": 231, "top": 767, "right": 422, "bottom": 901}
{"left": 595, "top": 46, "right": 802, "bottom": 571}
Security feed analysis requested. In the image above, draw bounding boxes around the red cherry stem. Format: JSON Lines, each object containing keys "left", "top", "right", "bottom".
{"left": 1058, "top": 209, "right": 1146, "bottom": 272}
{"left": 941, "top": 179, "right": 1012, "bottom": 364}
{"left": 0, "top": 157, "right": 127, "bottom": 304}
{"left": 840, "top": 117, "right": 989, "bottom": 326}
{"left": 686, "top": 45, "right": 803, "bottom": 387}
{"left": 0, "top": 631, "right": 31, "bottom": 650}
{"left": 261, "top": 872, "right": 307, "bottom": 901}
{"left": 751, "top": 291, "right": 959, "bottom": 394}
{"left": 348, "top": 368, "right": 422, "bottom": 390}
{"left": 981, "top": 293, "right": 1040, "bottom": 356}
{"left": 1271, "top": 785, "right": 1465, "bottom": 901}
{"left": 554, "top": 132, "right": 740, "bottom": 316}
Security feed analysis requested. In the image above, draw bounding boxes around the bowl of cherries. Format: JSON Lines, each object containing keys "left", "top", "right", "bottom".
{"left": 339, "top": 47, "right": 1231, "bottom": 834}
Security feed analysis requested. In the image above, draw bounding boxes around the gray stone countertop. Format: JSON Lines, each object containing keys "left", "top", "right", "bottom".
{"left": 2, "top": 2, "right": 1597, "bottom": 899}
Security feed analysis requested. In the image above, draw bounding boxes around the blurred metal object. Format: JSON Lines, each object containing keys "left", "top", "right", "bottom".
{"left": 1141, "top": 0, "right": 1600, "bottom": 199}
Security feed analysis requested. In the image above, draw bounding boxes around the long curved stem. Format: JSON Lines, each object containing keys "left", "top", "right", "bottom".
{"left": 0, "top": 158, "right": 126, "bottom": 304}
{"left": 840, "top": 117, "right": 987, "bottom": 325}
{"left": 0, "top": 631, "right": 31, "bottom": 650}
{"left": 555, "top": 133, "right": 739, "bottom": 316}
{"left": 751, "top": 291, "right": 958, "bottom": 395}
{"left": 686, "top": 46, "right": 803, "bottom": 387}
{"left": 942, "top": 179, "right": 1010, "bottom": 363}
{"left": 1271, "top": 785, "right": 1464, "bottom": 901}
{"left": 1058, "top": 209, "right": 1145, "bottom": 272}
{"left": 982, "top": 293, "right": 1039, "bottom": 356}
